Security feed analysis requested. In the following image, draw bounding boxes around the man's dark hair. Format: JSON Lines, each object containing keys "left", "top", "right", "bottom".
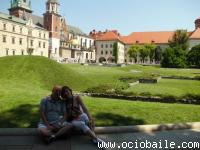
{"left": 61, "top": 86, "right": 73, "bottom": 98}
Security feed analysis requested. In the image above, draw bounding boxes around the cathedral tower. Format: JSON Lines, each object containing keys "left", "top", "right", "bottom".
{"left": 9, "top": 0, "right": 32, "bottom": 19}
{"left": 44, "top": 0, "right": 61, "bottom": 58}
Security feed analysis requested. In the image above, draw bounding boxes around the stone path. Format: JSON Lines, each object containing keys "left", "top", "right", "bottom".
{"left": 0, "top": 129, "right": 200, "bottom": 150}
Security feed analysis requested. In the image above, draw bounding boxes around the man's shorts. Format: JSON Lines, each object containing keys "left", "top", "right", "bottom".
{"left": 38, "top": 121, "right": 71, "bottom": 129}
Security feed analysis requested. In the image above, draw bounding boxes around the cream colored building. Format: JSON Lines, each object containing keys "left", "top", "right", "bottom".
{"left": 95, "top": 40, "right": 124, "bottom": 64}
{"left": 60, "top": 25, "right": 96, "bottom": 63}
{"left": 93, "top": 31, "right": 124, "bottom": 64}
{"left": 0, "top": 12, "right": 49, "bottom": 57}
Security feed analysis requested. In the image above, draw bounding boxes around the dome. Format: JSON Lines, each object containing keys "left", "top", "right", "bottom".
{"left": 47, "top": 0, "right": 59, "bottom": 4}
{"left": 70, "top": 39, "right": 79, "bottom": 45}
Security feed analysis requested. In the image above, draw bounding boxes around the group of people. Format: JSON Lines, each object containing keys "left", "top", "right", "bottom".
{"left": 37, "top": 85, "right": 104, "bottom": 145}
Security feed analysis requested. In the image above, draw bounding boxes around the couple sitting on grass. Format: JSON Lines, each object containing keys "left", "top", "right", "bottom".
{"left": 37, "top": 85, "right": 104, "bottom": 145}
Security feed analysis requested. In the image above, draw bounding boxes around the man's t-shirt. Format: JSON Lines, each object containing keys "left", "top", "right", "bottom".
{"left": 40, "top": 97, "right": 66, "bottom": 123}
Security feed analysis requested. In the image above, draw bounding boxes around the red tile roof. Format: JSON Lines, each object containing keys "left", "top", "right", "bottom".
{"left": 189, "top": 28, "right": 200, "bottom": 39}
{"left": 91, "top": 28, "right": 200, "bottom": 45}
{"left": 121, "top": 31, "right": 174, "bottom": 45}
{"left": 95, "top": 30, "right": 123, "bottom": 42}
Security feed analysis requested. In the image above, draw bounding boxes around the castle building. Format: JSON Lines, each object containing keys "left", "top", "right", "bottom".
{"left": 0, "top": 0, "right": 96, "bottom": 63}
{"left": 0, "top": 0, "right": 49, "bottom": 57}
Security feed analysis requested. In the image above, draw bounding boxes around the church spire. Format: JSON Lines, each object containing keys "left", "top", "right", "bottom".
{"left": 9, "top": 0, "right": 33, "bottom": 19}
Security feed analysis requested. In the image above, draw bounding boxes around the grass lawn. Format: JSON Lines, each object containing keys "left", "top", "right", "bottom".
{"left": 0, "top": 96, "right": 200, "bottom": 128}
{"left": 0, "top": 56, "right": 200, "bottom": 127}
{"left": 125, "top": 79, "right": 200, "bottom": 98}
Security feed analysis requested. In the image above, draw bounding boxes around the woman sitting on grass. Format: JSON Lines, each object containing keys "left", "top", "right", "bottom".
{"left": 61, "top": 86, "right": 105, "bottom": 145}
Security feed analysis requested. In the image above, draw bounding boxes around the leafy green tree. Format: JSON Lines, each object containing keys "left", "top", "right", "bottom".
{"left": 145, "top": 44, "right": 156, "bottom": 63}
{"left": 162, "top": 46, "right": 187, "bottom": 68}
{"left": 161, "top": 30, "right": 189, "bottom": 68}
{"left": 187, "top": 44, "right": 200, "bottom": 68}
{"left": 173, "top": 46, "right": 187, "bottom": 68}
{"left": 113, "top": 42, "right": 118, "bottom": 63}
{"left": 139, "top": 45, "right": 150, "bottom": 63}
{"left": 169, "top": 29, "right": 189, "bottom": 51}
{"left": 155, "top": 46, "right": 162, "bottom": 64}
{"left": 27, "top": 48, "right": 34, "bottom": 55}
{"left": 161, "top": 47, "right": 175, "bottom": 68}
{"left": 128, "top": 44, "right": 140, "bottom": 63}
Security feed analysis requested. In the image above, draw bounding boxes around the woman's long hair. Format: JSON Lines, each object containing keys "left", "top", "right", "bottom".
{"left": 61, "top": 86, "right": 73, "bottom": 100}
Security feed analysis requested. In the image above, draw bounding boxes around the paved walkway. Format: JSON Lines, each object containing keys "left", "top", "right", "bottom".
{"left": 0, "top": 129, "right": 200, "bottom": 150}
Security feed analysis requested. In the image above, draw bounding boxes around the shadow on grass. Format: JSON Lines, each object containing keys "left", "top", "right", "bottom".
{"left": 0, "top": 104, "right": 39, "bottom": 128}
{"left": 94, "top": 112, "right": 145, "bottom": 126}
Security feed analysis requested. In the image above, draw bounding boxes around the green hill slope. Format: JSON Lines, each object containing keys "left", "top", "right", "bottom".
{"left": 0, "top": 56, "right": 88, "bottom": 90}
{"left": 0, "top": 56, "right": 89, "bottom": 115}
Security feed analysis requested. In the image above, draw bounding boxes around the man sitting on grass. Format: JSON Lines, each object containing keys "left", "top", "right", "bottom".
{"left": 37, "top": 86, "right": 73, "bottom": 144}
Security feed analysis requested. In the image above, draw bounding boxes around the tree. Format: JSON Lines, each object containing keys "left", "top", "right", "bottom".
{"left": 161, "top": 30, "right": 189, "bottom": 68}
{"left": 128, "top": 44, "right": 140, "bottom": 63}
{"left": 161, "top": 47, "right": 175, "bottom": 68}
{"left": 169, "top": 29, "right": 189, "bottom": 51}
{"left": 187, "top": 44, "right": 200, "bottom": 68}
{"left": 155, "top": 46, "right": 162, "bottom": 64}
{"left": 161, "top": 46, "right": 187, "bottom": 68}
{"left": 145, "top": 44, "right": 156, "bottom": 63}
{"left": 139, "top": 45, "right": 150, "bottom": 63}
{"left": 27, "top": 48, "right": 34, "bottom": 55}
{"left": 113, "top": 42, "right": 118, "bottom": 63}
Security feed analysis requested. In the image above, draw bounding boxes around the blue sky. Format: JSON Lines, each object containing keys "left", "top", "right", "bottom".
{"left": 0, "top": 0, "right": 199, "bottom": 35}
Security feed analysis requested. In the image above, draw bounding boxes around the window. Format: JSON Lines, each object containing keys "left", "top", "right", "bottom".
{"left": 110, "top": 44, "right": 113, "bottom": 48}
{"left": 3, "top": 35, "right": 6, "bottom": 43}
{"left": 41, "top": 51, "right": 43, "bottom": 56}
{"left": 23, "top": 0, "right": 26, "bottom": 2}
{"left": 44, "top": 33, "right": 46, "bottom": 39}
{"left": 85, "top": 39, "right": 87, "bottom": 46}
{"left": 19, "top": 38, "right": 22, "bottom": 45}
{"left": 101, "top": 51, "right": 103, "bottom": 55}
{"left": 28, "top": 30, "right": 32, "bottom": 36}
{"left": 106, "top": 44, "right": 108, "bottom": 48}
{"left": 13, "top": 50, "right": 15, "bottom": 56}
{"left": 39, "top": 41, "right": 41, "bottom": 48}
{"left": 101, "top": 44, "right": 103, "bottom": 48}
{"left": 30, "top": 40, "right": 33, "bottom": 46}
{"left": 55, "top": 48, "right": 57, "bottom": 54}
{"left": 91, "top": 53, "right": 92, "bottom": 59}
{"left": 13, "top": 26, "right": 15, "bottom": 32}
{"left": 39, "top": 32, "right": 41, "bottom": 38}
{"left": 86, "top": 53, "right": 88, "bottom": 59}
{"left": 136, "top": 41, "right": 139, "bottom": 44}
{"left": 12, "top": 37, "right": 15, "bottom": 44}
{"left": 106, "top": 51, "right": 108, "bottom": 55}
{"left": 110, "top": 51, "right": 112, "bottom": 54}
{"left": 43, "top": 42, "right": 46, "bottom": 48}
{"left": 20, "top": 27, "right": 23, "bottom": 34}
{"left": 6, "top": 49, "right": 9, "bottom": 56}
{"left": 3, "top": 23, "right": 6, "bottom": 30}
{"left": 21, "top": 50, "right": 24, "bottom": 55}
{"left": 90, "top": 40, "right": 92, "bottom": 46}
